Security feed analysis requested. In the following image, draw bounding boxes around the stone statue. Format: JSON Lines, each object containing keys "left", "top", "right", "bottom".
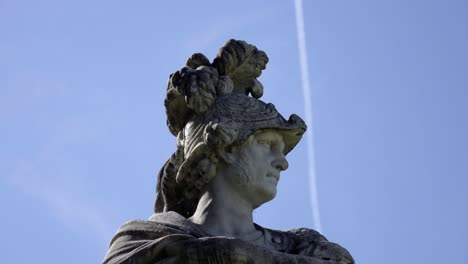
{"left": 103, "top": 39, "right": 354, "bottom": 264}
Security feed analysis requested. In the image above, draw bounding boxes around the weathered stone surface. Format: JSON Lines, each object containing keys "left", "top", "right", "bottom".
{"left": 103, "top": 39, "right": 354, "bottom": 264}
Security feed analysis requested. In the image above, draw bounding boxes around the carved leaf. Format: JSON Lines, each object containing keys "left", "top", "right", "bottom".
{"left": 212, "top": 39, "right": 268, "bottom": 97}
{"left": 213, "top": 39, "right": 268, "bottom": 78}
{"left": 186, "top": 53, "right": 210, "bottom": 69}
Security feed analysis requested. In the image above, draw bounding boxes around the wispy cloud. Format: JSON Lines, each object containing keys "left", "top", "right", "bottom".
{"left": 7, "top": 162, "right": 111, "bottom": 242}
{"left": 4, "top": 119, "right": 113, "bottom": 245}
{"left": 294, "top": 0, "right": 322, "bottom": 232}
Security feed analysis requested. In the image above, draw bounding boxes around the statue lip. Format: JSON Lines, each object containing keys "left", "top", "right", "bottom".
{"left": 267, "top": 172, "right": 280, "bottom": 181}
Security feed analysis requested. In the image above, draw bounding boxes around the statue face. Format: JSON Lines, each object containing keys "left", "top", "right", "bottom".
{"left": 225, "top": 130, "right": 289, "bottom": 208}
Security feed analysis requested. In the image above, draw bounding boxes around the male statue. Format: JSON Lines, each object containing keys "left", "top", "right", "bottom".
{"left": 103, "top": 39, "right": 354, "bottom": 264}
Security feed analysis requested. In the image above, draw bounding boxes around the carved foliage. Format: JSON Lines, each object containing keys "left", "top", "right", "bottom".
{"left": 212, "top": 39, "right": 268, "bottom": 98}
{"left": 164, "top": 39, "right": 268, "bottom": 136}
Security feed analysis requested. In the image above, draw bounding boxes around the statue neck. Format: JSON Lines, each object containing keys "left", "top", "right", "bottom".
{"left": 189, "top": 174, "right": 260, "bottom": 240}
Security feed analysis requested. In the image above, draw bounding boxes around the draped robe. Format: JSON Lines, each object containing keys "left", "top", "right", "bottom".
{"left": 103, "top": 211, "right": 329, "bottom": 264}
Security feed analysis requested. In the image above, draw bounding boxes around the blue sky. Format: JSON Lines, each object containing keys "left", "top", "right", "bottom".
{"left": 1, "top": 0, "right": 467, "bottom": 263}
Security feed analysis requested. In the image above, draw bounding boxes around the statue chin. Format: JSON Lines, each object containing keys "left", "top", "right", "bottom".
{"left": 250, "top": 183, "right": 278, "bottom": 209}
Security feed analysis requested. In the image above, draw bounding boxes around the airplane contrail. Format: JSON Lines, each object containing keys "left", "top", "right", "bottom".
{"left": 294, "top": 0, "right": 322, "bottom": 232}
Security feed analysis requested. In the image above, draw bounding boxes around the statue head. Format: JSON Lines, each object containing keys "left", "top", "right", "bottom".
{"left": 155, "top": 40, "right": 307, "bottom": 217}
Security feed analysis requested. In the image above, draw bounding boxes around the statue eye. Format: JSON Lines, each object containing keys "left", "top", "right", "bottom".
{"left": 258, "top": 140, "right": 272, "bottom": 147}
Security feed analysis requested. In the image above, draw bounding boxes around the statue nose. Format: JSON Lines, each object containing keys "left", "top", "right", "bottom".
{"left": 272, "top": 154, "right": 289, "bottom": 171}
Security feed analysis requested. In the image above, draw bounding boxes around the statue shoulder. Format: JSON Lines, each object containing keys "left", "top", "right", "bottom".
{"left": 286, "top": 227, "right": 328, "bottom": 243}
{"left": 284, "top": 227, "right": 328, "bottom": 254}
{"left": 111, "top": 211, "right": 205, "bottom": 243}
{"left": 258, "top": 226, "right": 327, "bottom": 254}
{"left": 103, "top": 212, "right": 205, "bottom": 264}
